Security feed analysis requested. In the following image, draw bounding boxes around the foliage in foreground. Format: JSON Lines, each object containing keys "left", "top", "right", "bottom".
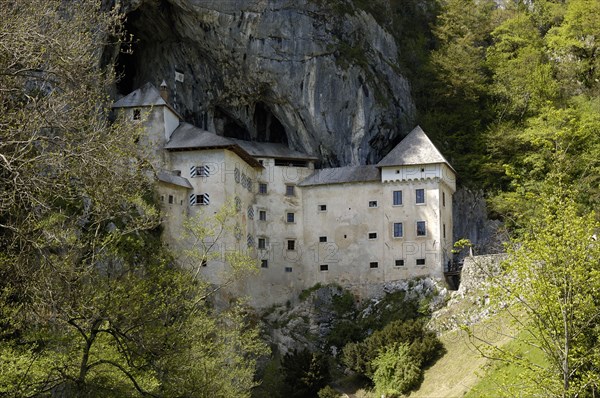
{"left": 0, "top": 1, "right": 266, "bottom": 396}
{"left": 470, "top": 182, "right": 600, "bottom": 397}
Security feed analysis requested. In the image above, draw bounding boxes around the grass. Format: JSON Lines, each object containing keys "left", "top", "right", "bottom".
{"left": 410, "top": 313, "right": 517, "bottom": 397}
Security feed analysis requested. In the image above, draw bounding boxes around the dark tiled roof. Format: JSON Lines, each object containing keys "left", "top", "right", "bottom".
{"left": 113, "top": 82, "right": 168, "bottom": 108}
{"left": 299, "top": 165, "right": 380, "bottom": 186}
{"left": 165, "top": 123, "right": 262, "bottom": 168}
{"left": 377, "top": 126, "right": 453, "bottom": 171}
{"left": 165, "top": 123, "right": 236, "bottom": 149}
{"left": 231, "top": 139, "right": 317, "bottom": 161}
{"left": 157, "top": 171, "right": 193, "bottom": 189}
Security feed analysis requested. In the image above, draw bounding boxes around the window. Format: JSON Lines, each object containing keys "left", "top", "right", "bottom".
{"left": 234, "top": 167, "right": 240, "bottom": 183}
{"left": 320, "top": 264, "right": 329, "bottom": 271}
{"left": 168, "top": 195, "right": 174, "bottom": 204}
{"left": 368, "top": 200, "right": 378, "bottom": 208}
{"left": 416, "top": 258, "right": 426, "bottom": 266}
{"left": 287, "top": 212, "right": 295, "bottom": 223}
{"left": 259, "top": 159, "right": 264, "bottom": 166}
{"left": 368, "top": 232, "right": 378, "bottom": 240}
{"left": 285, "top": 185, "right": 295, "bottom": 196}
{"left": 416, "top": 188, "right": 425, "bottom": 204}
{"left": 395, "top": 259, "right": 405, "bottom": 267}
{"left": 247, "top": 234, "right": 254, "bottom": 248}
{"left": 393, "top": 222, "right": 403, "bottom": 238}
{"left": 442, "top": 191, "right": 446, "bottom": 207}
{"left": 318, "top": 204, "right": 327, "bottom": 212}
{"left": 393, "top": 190, "right": 402, "bottom": 206}
{"left": 190, "top": 165, "right": 209, "bottom": 177}
{"left": 234, "top": 196, "right": 241, "bottom": 212}
{"left": 287, "top": 240, "right": 296, "bottom": 251}
{"left": 369, "top": 262, "right": 379, "bottom": 269}
{"left": 285, "top": 267, "right": 293, "bottom": 273}
{"left": 189, "top": 193, "right": 210, "bottom": 206}
{"left": 258, "top": 238, "right": 267, "bottom": 250}
{"left": 259, "top": 183, "right": 268, "bottom": 194}
{"left": 259, "top": 210, "right": 267, "bottom": 221}
{"left": 160, "top": 195, "right": 164, "bottom": 202}
{"left": 133, "top": 108, "right": 141, "bottom": 120}
{"left": 443, "top": 223, "right": 446, "bottom": 239}
{"left": 416, "top": 221, "right": 427, "bottom": 236}
{"left": 201, "top": 259, "right": 207, "bottom": 267}
{"left": 247, "top": 206, "right": 254, "bottom": 220}
{"left": 261, "top": 259, "right": 268, "bottom": 268}
{"left": 319, "top": 236, "right": 327, "bottom": 243}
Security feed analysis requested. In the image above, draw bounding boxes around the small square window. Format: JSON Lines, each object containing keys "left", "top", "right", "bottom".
{"left": 416, "top": 258, "right": 426, "bottom": 266}
{"left": 319, "top": 236, "right": 327, "bottom": 243}
{"left": 318, "top": 204, "right": 327, "bottom": 212}
{"left": 368, "top": 200, "right": 378, "bottom": 208}
{"left": 259, "top": 183, "right": 268, "bottom": 194}
{"left": 259, "top": 160, "right": 264, "bottom": 166}
{"left": 133, "top": 108, "right": 141, "bottom": 120}
{"left": 393, "top": 190, "right": 402, "bottom": 206}
{"left": 416, "top": 189, "right": 425, "bottom": 204}
{"left": 417, "top": 221, "right": 427, "bottom": 236}
{"left": 369, "top": 262, "right": 379, "bottom": 269}
{"left": 285, "top": 185, "right": 295, "bottom": 196}
{"left": 285, "top": 267, "right": 293, "bottom": 273}
{"left": 258, "top": 238, "right": 267, "bottom": 250}
{"left": 261, "top": 259, "right": 268, "bottom": 268}
{"left": 287, "top": 212, "right": 295, "bottom": 223}
{"left": 287, "top": 240, "right": 296, "bottom": 251}
{"left": 168, "top": 195, "right": 174, "bottom": 204}
{"left": 368, "top": 232, "right": 377, "bottom": 240}
{"left": 259, "top": 210, "right": 267, "bottom": 221}
{"left": 393, "top": 222, "right": 403, "bottom": 238}
{"left": 320, "top": 264, "right": 328, "bottom": 271}
{"left": 395, "top": 259, "right": 405, "bottom": 267}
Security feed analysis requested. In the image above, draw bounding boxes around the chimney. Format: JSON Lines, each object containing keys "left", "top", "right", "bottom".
{"left": 159, "top": 80, "right": 169, "bottom": 102}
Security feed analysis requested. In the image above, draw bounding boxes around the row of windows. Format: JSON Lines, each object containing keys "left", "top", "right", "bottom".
{"left": 258, "top": 259, "right": 426, "bottom": 270}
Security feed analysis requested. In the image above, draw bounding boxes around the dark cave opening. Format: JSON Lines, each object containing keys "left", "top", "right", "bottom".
{"left": 115, "top": 9, "right": 143, "bottom": 96}
{"left": 215, "top": 107, "right": 251, "bottom": 140}
{"left": 254, "top": 102, "right": 288, "bottom": 144}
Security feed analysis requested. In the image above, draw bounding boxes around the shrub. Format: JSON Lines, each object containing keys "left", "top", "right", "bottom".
{"left": 342, "top": 319, "right": 445, "bottom": 378}
{"left": 318, "top": 385, "right": 341, "bottom": 398}
{"left": 372, "top": 343, "right": 421, "bottom": 397}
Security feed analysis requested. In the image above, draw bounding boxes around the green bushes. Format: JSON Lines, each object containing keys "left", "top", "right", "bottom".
{"left": 341, "top": 318, "right": 445, "bottom": 394}
{"left": 372, "top": 343, "right": 421, "bottom": 397}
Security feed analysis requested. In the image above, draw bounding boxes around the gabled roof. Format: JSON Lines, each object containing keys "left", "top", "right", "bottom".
{"left": 231, "top": 139, "right": 318, "bottom": 161}
{"left": 165, "top": 123, "right": 263, "bottom": 168}
{"left": 157, "top": 171, "right": 193, "bottom": 189}
{"left": 113, "top": 82, "right": 168, "bottom": 108}
{"left": 299, "top": 165, "right": 380, "bottom": 187}
{"left": 112, "top": 82, "right": 181, "bottom": 118}
{"left": 377, "top": 126, "right": 454, "bottom": 172}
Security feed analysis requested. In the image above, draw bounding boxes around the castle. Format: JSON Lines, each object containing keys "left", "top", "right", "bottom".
{"left": 113, "top": 83, "right": 457, "bottom": 307}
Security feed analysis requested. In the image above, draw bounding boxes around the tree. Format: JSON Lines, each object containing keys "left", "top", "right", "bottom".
{"left": 0, "top": 1, "right": 267, "bottom": 396}
{"left": 281, "top": 349, "right": 330, "bottom": 398}
{"left": 372, "top": 343, "right": 421, "bottom": 397}
{"left": 470, "top": 182, "right": 600, "bottom": 397}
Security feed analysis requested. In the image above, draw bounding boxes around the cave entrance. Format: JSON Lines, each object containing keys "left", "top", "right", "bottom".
{"left": 254, "top": 102, "right": 288, "bottom": 145}
{"left": 115, "top": 8, "right": 143, "bottom": 96}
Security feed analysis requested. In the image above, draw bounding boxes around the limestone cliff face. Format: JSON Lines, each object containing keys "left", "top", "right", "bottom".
{"left": 116, "top": 0, "right": 416, "bottom": 166}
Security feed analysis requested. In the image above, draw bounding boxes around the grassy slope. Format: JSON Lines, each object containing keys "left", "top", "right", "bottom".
{"left": 410, "top": 314, "right": 516, "bottom": 397}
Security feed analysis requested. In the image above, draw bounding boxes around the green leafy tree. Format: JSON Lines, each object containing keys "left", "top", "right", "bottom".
{"left": 372, "top": 343, "right": 421, "bottom": 397}
{"left": 0, "top": 1, "right": 267, "bottom": 396}
{"left": 470, "top": 182, "right": 600, "bottom": 397}
{"left": 281, "top": 349, "right": 330, "bottom": 398}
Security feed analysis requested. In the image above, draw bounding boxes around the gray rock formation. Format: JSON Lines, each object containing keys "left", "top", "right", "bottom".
{"left": 114, "top": 0, "right": 416, "bottom": 166}
{"left": 453, "top": 188, "right": 506, "bottom": 254}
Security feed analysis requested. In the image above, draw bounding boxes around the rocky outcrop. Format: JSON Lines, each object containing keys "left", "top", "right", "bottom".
{"left": 453, "top": 188, "right": 506, "bottom": 254}
{"left": 114, "top": 0, "right": 416, "bottom": 166}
